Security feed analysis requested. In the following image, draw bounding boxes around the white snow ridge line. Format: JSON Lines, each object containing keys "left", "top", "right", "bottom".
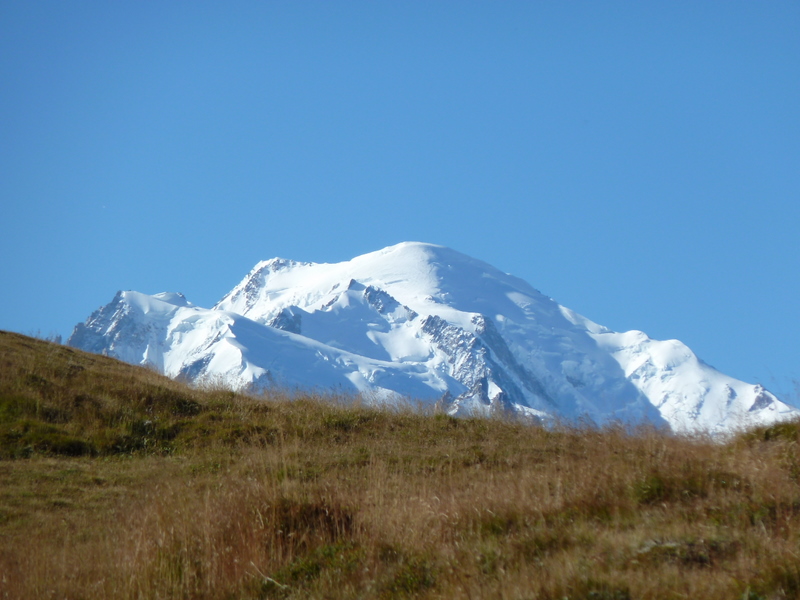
{"left": 68, "top": 242, "right": 797, "bottom": 436}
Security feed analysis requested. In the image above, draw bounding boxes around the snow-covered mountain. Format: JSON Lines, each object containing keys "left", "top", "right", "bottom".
{"left": 68, "top": 242, "right": 796, "bottom": 435}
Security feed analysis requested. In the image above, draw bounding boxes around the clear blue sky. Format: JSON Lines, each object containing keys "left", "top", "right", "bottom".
{"left": 2, "top": 2, "right": 798, "bottom": 399}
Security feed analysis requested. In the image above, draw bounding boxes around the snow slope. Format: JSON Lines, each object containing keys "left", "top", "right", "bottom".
{"left": 68, "top": 242, "right": 797, "bottom": 434}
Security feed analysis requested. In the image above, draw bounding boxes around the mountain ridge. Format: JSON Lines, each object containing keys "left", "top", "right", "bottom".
{"left": 68, "top": 242, "right": 797, "bottom": 434}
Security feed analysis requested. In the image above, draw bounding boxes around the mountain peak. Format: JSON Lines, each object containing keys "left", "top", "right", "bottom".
{"left": 68, "top": 243, "right": 798, "bottom": 435}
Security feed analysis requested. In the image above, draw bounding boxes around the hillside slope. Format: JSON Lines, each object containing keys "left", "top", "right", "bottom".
{"left": 4, "top": 330, "right": 800, "bottom": 599}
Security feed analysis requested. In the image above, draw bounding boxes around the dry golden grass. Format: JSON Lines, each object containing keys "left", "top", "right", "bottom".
{"left": 2, "top": 330, "right": 800, "bottom": 599}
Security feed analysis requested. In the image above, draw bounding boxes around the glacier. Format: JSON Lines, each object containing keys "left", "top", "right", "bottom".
{"left": 68, "top": 242, "right": 797, "bottom": 435}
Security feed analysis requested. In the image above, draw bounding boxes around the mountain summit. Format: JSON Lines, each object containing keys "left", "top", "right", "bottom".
{"left": 68, "top": 242, "right": 796, "bottom": 434}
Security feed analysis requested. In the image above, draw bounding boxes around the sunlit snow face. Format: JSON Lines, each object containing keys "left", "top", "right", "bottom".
{"left": 68, "top": 242, "right": 798, "bottom": 435}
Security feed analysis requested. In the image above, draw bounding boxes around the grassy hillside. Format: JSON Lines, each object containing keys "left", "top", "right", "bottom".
{"left": 2, "top": 330, "right": 800, "bottom": 599}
